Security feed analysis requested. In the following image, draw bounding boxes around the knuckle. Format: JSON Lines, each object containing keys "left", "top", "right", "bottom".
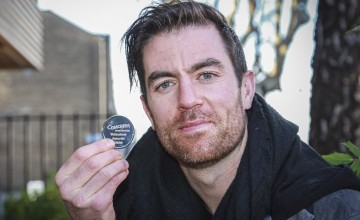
{"left": 110, "top": 171, "right": 129, "bottom": 188}
{"left": 84, "top": 157, "right": 100, "bottom": 171}
{"left": 73, "top": 147, "right": 88, "bottom": 161}
{"left": 106, "top": 150, "right": 121, "bottom": 162}
{"left": 58, "top": 185, "right": 72, "bottom": 201}
{"left": 91, "top": 193, "right": 112, "bottom": 212}
{"left": 108, "top": 176, "right": 121, "bottom": 189}
{"left": 72, "top": 193, "right": 87, "bottom": 208}
{"left": 97, "top": 168, "right": 112, "bottom": 180}
{"left": 91, "top": 199, "right": 107, "bottom": 212}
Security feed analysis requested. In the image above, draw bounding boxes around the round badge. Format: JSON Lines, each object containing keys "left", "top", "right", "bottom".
{"left": 102, "top": 115, "right": 135, "bottom": 157}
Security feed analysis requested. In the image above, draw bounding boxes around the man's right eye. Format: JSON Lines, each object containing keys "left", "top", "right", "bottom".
{"left": 156, "top": 80, "right": 173, "bottom": 92}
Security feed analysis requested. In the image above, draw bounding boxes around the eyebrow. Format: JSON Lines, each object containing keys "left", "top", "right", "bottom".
{"left": 190, "top": 58, "right": 224, "bottom": 72}
{"left": 148, "top": 71, "right": 174, "bottom": 87}
{"left": 147, "top": 57, "right": 224, "bottom": 86}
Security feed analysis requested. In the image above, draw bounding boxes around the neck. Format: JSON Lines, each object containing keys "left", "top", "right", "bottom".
{"left": 179, "top": 129, "right": 248, "bottom": 214}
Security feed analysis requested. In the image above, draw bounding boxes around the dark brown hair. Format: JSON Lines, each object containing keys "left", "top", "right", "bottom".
{"left": 122, "top": 0, "right": 247, "bottom": 99}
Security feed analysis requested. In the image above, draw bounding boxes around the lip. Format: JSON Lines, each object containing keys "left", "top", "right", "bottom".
{"left": 179, "top": 120, "right": 211, "bottom": 133}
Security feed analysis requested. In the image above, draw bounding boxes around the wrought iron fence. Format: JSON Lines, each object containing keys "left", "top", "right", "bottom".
{"left": 0, "top": 113, "right": 111, "bottom": 193}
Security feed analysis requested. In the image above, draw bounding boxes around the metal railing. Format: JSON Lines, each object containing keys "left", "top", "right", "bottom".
{"left": 0, "top": 113, "right": 111, "bottom": 193}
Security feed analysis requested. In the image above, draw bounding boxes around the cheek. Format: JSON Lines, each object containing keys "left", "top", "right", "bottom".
{"left": 148, "top": 98, "right": 176, "bottom": 126}
{"left": 207, "top": 85, "right": 239, "bottom": 106}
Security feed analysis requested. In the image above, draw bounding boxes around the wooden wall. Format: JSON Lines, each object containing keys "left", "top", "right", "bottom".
{"left": 0, "top": 0, "right": 43, "bottom": 70}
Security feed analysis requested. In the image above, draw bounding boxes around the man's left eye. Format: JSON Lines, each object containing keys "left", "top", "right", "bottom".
{"left": 200, "top": 72, "right": 214, "bottom": 80}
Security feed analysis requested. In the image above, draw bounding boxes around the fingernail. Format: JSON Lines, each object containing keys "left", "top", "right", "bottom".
{"left": 116, "top": 150, "right": 123, "bottom": 159}
{"left": 103, "top": 139, "right": 114, "bottom": 148}
{"left": 122, "top": 160, "right": 129, "bottom": 169}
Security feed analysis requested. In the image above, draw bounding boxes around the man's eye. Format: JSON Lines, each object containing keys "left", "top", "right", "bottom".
{"left": 200, "top": 72, "right": 215, "bottom": 80}
{"left": 156, "top": 80, "right": 172, "bottom": 91}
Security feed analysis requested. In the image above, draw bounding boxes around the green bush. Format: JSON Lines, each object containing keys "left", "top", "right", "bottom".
{"left": 322, "top": 141, "right": 360, "bottom": 177}
{"left": 4, "top": 172, "right": 69, "bottom": 220}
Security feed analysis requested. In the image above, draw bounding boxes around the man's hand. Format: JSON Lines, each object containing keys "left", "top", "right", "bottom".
{"left": 55, "top": 139, "right": 129, "bottom": 220}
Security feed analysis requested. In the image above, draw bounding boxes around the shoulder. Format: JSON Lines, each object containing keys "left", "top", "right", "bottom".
{"left": 313, "top": 189, "right": 360, "bottom": 219}
{"left": 289, "top": 189, "right": 360, "bottom": 220}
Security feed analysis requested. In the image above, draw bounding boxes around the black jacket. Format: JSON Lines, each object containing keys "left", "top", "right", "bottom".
{"left": 113, "top": 94, "right": 360, "bottom": 219}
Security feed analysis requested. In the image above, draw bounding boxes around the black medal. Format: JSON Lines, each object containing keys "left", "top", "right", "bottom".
{"left": 102, "top": 115, "right": 135, "bottom": 158}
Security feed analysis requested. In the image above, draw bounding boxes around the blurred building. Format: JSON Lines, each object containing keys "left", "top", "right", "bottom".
{"left": 0, "top": 6, "right": 115, "bottom": 115}
{"left": 0, "top": 0, "right": 115, "bottom": 195}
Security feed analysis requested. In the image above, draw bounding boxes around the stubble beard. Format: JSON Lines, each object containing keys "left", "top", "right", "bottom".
{"left": 154, "top": 92, "right": 247, "bottom": 169}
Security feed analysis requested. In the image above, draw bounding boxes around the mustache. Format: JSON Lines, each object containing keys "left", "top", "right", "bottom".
{"left": 173, "top": 108, "right": 214, "bottom": 125}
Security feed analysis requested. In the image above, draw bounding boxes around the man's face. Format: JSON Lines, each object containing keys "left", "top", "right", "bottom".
{"left": 141, "top": 24, "right": 254, "bottom": 169}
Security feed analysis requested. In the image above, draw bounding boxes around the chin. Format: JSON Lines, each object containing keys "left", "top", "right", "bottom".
{"left": 177, "top": 150, "right": 226, "bottom": 169}
{"left": 169, "top": 140, "right": 232, "bottom": 169}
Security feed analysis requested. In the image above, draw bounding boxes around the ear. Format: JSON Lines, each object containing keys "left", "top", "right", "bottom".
{"left": 140, "top": 95, "right": 155, "bottom": 130}
{"left": 241, "top": 71, "right": 255, "bottom": 110}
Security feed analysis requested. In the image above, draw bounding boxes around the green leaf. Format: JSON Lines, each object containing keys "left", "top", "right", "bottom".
{"left": 322, "top": 152, "right": 353, "bottom": 166}
{"left": 346, "top": 25, "right": 360, "bottom": 34}
{"left": 350, "top": 159, "right": 360, "bottom": 177}
{"left": 343, "top": 141, "right": 360, "bottom": 158}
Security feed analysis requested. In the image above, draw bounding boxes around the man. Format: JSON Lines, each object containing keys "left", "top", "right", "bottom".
{"left": 55, "top": 1, "right": 360, "bottom": 219}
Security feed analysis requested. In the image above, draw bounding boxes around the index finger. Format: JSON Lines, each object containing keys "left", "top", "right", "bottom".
{"left": 56, "top": 139, "right": 115, "bottom": 184}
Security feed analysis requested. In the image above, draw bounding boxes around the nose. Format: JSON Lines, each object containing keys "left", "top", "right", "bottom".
{"left": 178, "top": 78, "right": 203, "bottom": 110}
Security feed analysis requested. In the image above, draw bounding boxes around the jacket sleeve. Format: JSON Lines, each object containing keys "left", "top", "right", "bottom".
{"left": 314, "top": 189, "right": 360, "bottom": 220}
{"left": 289, "top": 189, "right": 360, "bottom": 220}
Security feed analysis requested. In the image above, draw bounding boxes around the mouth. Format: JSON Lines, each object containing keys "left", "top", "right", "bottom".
{"left": 179, "top": 120, "right": 211, "bottom": 133}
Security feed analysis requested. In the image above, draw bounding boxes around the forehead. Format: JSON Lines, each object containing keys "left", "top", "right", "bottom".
{"left": 142, "top": 24, "right": 229, "bottom": 75}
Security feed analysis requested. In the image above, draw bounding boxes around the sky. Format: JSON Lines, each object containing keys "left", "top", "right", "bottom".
{"left": 37, "top": 0, "right": 318, "bottom": 142}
